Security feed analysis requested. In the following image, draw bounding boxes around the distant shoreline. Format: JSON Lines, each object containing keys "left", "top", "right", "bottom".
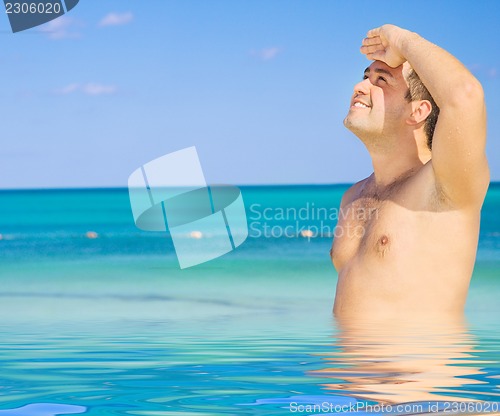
{"left": 0, "top": 183, "right": 354, "bottom": 193}
{"left": 1, "top": 182, "right": 499, "bottom": 193}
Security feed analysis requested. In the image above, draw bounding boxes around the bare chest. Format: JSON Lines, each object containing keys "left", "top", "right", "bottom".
{"left": 330, "top": 196, "right": 411, "bottom": 270}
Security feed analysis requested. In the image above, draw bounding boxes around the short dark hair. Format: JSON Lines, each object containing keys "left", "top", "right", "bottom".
{"left": 404, "top": 69, "right": 440, "bottom": 150}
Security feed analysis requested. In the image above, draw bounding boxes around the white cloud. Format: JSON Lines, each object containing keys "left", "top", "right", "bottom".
{"left": 57, "top": 83, "right": 80, "bottom": 94}
{"left": 39, "top": 16, "right": 81, "bottom": 40}
{"left": 99, "top": 12, "right": 133, "bottom": 27}
{"left": 251, "top": 47, "right": 281, "bottom": 61}
{"left": 55, "top": 83, "right": 118, "bottom": 96}
{"left": 81, "top": 83, "right": 117, "bottom": 96}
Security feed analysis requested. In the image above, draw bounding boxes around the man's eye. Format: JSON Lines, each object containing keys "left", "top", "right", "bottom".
{"left": 378, "top": 76, "right": 387, "bottom": 83}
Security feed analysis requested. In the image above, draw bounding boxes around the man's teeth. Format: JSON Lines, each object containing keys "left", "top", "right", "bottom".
{"left": 354, "top": 102, "right": 369, "bottom": 108}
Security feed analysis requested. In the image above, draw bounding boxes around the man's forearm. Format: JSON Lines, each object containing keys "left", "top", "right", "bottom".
{"left": 398, "top": 30, "right": 483, "bottom": 108}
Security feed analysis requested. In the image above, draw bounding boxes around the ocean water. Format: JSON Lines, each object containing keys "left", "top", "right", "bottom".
{"left": 0, "top": 184, "right": 499, "bottom": 415}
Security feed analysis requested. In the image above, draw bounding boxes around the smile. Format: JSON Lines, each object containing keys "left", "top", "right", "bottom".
{"left": 352, "top": 102, "right": 370, "bottom": 108}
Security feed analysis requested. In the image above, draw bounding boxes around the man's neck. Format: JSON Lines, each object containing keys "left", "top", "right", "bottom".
{"left": 369, "top": 145, "right": 431, "bottom": 189}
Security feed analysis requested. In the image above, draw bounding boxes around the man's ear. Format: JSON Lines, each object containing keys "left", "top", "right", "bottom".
{"left": 406, "top": 100, "right": 432, "bottom": 126}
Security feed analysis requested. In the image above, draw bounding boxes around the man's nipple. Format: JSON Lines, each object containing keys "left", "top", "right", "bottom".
{"left": 377, "top": 234, "right": 390, "bottom": 256}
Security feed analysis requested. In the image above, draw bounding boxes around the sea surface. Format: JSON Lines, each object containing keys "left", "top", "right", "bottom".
{"left": 0, "top": 184, "right": 499, "bottom": 415}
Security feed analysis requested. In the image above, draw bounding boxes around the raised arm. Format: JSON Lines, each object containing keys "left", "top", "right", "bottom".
{"left": 361, "top": 24, "right": 489, "bottom": 208}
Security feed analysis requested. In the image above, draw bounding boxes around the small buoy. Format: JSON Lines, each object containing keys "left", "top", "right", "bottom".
{"left": 190, "top": 231, "right": 203, "bottom": 239}
{"left": 300, "top": 229, "right": 314, "bottom": 238}
{"left": 86, "top": 231, "right": 98, "bottom": 239}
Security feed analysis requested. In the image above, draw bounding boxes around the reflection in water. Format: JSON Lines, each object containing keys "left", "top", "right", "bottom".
{"left": 0, "top": 403, "right": 87, "bottom": 416}
{"left": 312, "top": 315, "right": 492, "bottom": 405}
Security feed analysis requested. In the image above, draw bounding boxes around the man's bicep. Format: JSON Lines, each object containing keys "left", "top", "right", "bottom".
{"left": 431, "top": 93, "right": 489, "bottom": 207}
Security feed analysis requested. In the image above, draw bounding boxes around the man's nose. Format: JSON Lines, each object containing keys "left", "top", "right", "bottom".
{"left": 353, "top": 78, "right": 371, "bottom": 95}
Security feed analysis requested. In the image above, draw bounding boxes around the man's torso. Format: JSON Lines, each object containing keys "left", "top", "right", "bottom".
{"left": 331, "top": 163, "right": 481, "bottom": 318}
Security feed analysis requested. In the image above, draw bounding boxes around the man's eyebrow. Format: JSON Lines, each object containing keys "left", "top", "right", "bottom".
{"left": 363, "top": 67, "right": 395, "bottom": 79}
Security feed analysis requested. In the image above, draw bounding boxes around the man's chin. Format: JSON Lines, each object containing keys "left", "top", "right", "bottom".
{"left": 343, "top": 115, "right": 353, "bottom": 129}
{"left": 343, "top": 116, "right": 361, "bottom": 132}
{"left": 344, "top": 119, "right": 374, "bottom": 142}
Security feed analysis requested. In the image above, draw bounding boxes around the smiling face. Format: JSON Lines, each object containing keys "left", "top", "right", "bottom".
{"left": 344, "top": 61, "right": 413, "bottom": 148}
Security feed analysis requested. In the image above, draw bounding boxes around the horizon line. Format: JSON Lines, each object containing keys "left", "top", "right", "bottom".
{"left": 1, "top": 181, "right": 500, "bottom": 192}
{"left": 0, "top": 183, "right": 355, "bottom": 192}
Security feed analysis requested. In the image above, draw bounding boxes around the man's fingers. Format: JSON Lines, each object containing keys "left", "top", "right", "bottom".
{"left": 366, "top": 27, "right": 380, "bottom": 38}
{"left": 360, "top": 44, "right": 383, "bottom": 54}
{"left": 365, "top": 51, "right": 385, "bottom": 61}
{"left": 362, "top": 37, "right": 381, "bottom": 46}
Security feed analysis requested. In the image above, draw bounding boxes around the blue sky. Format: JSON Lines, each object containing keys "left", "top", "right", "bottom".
{"left": 1, "top": 0, "right": 499, "bottom": 189}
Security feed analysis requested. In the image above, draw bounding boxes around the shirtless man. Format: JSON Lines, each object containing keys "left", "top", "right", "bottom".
{"left": 331, "top": 24, "right": 489, "bottom": 318}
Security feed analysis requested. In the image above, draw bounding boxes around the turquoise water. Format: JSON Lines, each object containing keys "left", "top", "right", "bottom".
{"left": 0, "top": 184, "right": 500, "bottom": 415}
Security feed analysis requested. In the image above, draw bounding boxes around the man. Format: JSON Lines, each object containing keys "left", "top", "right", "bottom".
{"left": 331, "top": 24, "right": 489, "bottom": 318}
